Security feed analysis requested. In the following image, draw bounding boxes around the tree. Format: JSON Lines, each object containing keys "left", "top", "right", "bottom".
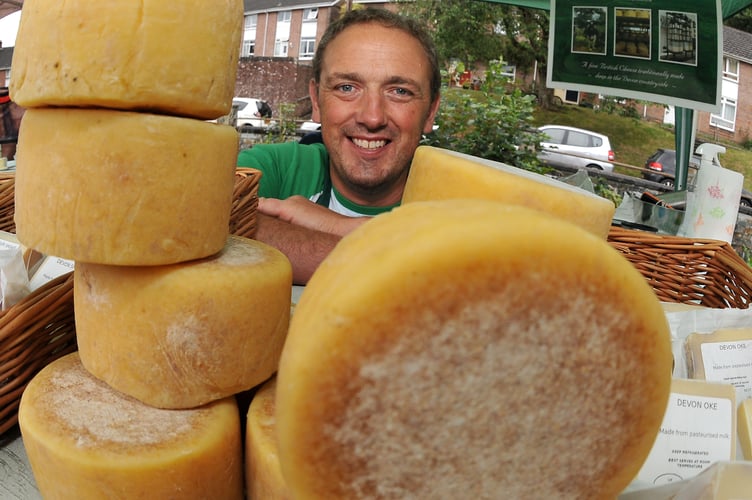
{"left": 396, "top": 0, "right": 505, "bottom": 69}
{"left": 726, "top": 7, "right": 752, "bottom": 32}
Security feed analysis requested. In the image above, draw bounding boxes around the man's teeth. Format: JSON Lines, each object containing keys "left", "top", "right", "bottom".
{"left": 353, "top": 138, "right": 386, "bottom": 149}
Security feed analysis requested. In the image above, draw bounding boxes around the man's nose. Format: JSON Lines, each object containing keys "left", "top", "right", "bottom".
{"left": 356, "top": 91, "right": 387, "bottom": 130}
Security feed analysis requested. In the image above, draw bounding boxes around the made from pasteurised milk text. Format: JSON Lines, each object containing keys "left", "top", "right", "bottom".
{"left": 275, "top": 199, "right": 673, "bottom": 499}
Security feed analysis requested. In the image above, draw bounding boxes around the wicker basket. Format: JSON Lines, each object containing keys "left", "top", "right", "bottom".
{"left": 230, "top": 167, "right": 261, "bottom": 239}
{"left": 0, "top": 169, "right": 262, "bottom": 436}
{"left": 608, "top": 226, "right": 752, "bottom": 309}
{"left": 0, "top": 272, "right": 76, "bottom": 436}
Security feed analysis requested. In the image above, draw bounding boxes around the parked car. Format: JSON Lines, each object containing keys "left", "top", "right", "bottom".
{"left": 537, "top": 125, "right": 615, "bottom": 172}
{"left": 233, "top": 97, "right": 273, "bottom": 129}
{"left": 643, "top": 148, "right": 752, "bottom": 206}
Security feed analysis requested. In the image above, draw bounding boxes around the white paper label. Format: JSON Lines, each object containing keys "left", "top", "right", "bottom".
{"left": 700, "top": 340, "right": 752, "bottom": 403}
{"left": 28, "top": 257, "right": 74, "bottom": 291}
{"left": 631, "top": 391, "right": 734, "bottom": 489}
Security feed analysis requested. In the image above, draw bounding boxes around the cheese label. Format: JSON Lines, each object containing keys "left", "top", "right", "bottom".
{"left": 699, "top": 341, "right": 752, "bottom": 402}
{"left": 630, "top": 379, "right": 736, "bottom": 490}
{"left": 29, "top": 256, "right": 74, "bottom": 291}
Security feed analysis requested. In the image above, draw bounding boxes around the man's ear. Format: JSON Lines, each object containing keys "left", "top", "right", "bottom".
{"left": 309, "top": 79, "right": 322, "bottom": 123}
{"left": 422, "top": 97, "right": 441, "bottom": 135}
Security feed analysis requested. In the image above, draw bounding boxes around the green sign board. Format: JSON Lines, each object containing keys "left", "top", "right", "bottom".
{"left": 547, "top": 0, "right": 722, "bottom": 112}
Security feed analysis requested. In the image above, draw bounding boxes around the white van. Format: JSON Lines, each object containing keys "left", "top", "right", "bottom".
{"left": 537, "top": 125, "right": 615, "bottom": 172}
{"left": 233, "top": 97, "right": 273, "bottom": 129}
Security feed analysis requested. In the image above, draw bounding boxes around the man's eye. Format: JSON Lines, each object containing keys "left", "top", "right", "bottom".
{"left": 393, "top": 88, "right": 413, "bottom": 97}
{"left": 337, "top": 84, "right": 354, "bottom": 93}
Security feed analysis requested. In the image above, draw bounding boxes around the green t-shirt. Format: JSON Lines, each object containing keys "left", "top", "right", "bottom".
{"left": 237, "top": 141, "right": 398, "bottom": 217}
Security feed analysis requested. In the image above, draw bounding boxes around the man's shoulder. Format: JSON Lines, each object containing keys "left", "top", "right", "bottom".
{"left": 241, "top": 141, "right": 326, "bottom": 157}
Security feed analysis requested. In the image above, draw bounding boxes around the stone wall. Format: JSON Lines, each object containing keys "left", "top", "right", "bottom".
{"left": 234, "top": 57, "right": 315, "bottom": 119}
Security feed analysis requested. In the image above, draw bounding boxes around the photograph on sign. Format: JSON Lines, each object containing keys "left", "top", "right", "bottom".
{"left": 547, "top": 0, "right": 722, "bottom": 112}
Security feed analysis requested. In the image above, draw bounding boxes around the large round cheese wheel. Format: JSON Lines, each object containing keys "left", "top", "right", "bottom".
{"left": 14, "top": 108, "right": 238, "bottom": 265}
{"left": 246, "top": 376, "right": 291, "bottom": 500}
{"left": 10, "top": 0, "right": 243, "bottom": 119}
{"left": 402, "top": 145, "right": 616, "bottom": 239}
{"left": 19, "top": 353, "right": 244, "bottom": 500}
{"left": 276, "top": 199, "right": 672, "bottom": 499}
{"left": 75, "top": 235, "right": 292, "bottom": 409}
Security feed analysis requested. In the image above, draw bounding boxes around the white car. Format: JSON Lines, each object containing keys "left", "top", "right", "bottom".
{"left": 537, "top": 125, "right": 615, "bottom": 172}
{"left": 233, "top": 97, "right": 273, "bottom": 129}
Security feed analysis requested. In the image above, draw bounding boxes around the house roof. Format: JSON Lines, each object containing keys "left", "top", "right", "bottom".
{"left": 723, "top": 26, "right": 752, "bottom": 64}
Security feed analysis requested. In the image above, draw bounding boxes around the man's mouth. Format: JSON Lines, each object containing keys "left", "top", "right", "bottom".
{"left": 352, "top": 138, "right": 387, "bottom": 150}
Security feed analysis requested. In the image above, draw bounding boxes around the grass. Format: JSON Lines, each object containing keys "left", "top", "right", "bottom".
{"left": 531, "top": 105, "right": 752, "bottom": 191}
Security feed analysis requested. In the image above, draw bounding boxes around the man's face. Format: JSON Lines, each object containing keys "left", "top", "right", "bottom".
{"left": 310, "top": 23, "right": 440, "bottom": 205}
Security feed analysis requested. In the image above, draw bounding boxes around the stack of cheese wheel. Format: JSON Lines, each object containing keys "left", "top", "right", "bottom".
{"left": 269, "top": 199, "right": 672, "bottom": 499}
{"left": 13, "top": 1, "right": 293, "bottom": 498}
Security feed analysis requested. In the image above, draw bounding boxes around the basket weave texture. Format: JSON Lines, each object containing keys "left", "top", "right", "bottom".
{"left": 0, "top": 169, "right": 262, "bottom": 436}
{"left": 608, "top": 226, "right": 752, "bottom": 309}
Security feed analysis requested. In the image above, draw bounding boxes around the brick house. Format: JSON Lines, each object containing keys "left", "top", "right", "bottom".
{"left": 641, "top": 26, "right": 752, "bottom": 147}
{"left": 237, "top": 0, "right": 394, "bottom": 119}
{"left": 695, "top": 26, "right": 752, "bottom": 145}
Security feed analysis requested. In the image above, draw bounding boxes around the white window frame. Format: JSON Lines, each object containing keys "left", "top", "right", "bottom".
{"left": 242, "top": 39, "right": 255, "bottom": 58}
{"left": 274, "top": 40, "right": 289, "bottom": 57}
{"left": 299, "top": 38, "right": 315, "bottom": 60}
{"left": 722, "top": 57, "right": 739, "bottom": 82}
{"left": 303, "top": 8, "right": 318, "bottom": 21}
{"left": 709, "top": 96, "right": 736, "bottom": 132}
{"left": 278, "top": 10, "right": 291, "bottom": 23}
{"left": 245, "top": 14, "right": 257, "bottom": 30}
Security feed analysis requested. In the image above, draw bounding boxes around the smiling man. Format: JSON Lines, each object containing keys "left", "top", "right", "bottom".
{"left": 237, "top": 8, "right": 441, "bottom": 284}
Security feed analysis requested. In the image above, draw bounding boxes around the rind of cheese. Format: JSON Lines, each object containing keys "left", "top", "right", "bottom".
{"left": 740, "top": 399, "right": 752, "bottom": 460}
{"left": 15, "top": 108, "right": 238, "bottom": 266}
{"left": 276, "top": 199, "right": 672, "bottom": 500}
{"left": 684, "top": 328, "right": 752, "bottom": 379}
{"left": 10, "top": 0, "right": 243, "bottom": 119}
{"left": 75, "top": 235, "right": 292, "bottom": 409}
{"left": 246, "top": 377, "right": 291, "bottom": 500}
{"left": 19, "top": 353, "right": 244, "bottom": 500}
{"left": 402, "top": 146, "right": 616, "bottom": 239}
{"left": 674, "top": 461, "right": 752, "bottom": 499}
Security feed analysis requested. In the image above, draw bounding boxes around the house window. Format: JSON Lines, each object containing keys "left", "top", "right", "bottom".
{"left": 710, "top": 97, "right": 736, "bottom": 131}
{"left": 303, "top": 8, "right": 318, "bottom": 21}
{"left": 278, "top": 10, "right": 291, "bottom": 23}
{"left": 722, "top": 57, "right": 739, "bottom": 82}
{"left": 274, "top": 40, "right": 289, "bottom": 57}
{"left": 242, "top": 40, "right": 255, "bottom": 58}
{"left": 300, "top": 38, "right": 315, "bottom": 60}
{"left": 245, "top": 14, "right": 257, "bottom": 30}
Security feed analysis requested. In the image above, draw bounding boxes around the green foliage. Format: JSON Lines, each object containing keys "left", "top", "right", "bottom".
{"left": 423, "top": 61, "right": 546, "bottom": 173}
{"left": 397, "top": 0, "right": 505, "bottom": 68}
{"left": 261, "top": 102, "right": 298, "bottom": 144}
{"left": 725, "top": 7, "right": 752, "bottom": 33}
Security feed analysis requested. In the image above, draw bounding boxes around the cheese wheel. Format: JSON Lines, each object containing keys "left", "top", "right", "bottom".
{"left": 75, "top": 235, "right": 292, "bottom": 409}
{"left": 246, "top": 377, "right": 291, "bottom": 500}
{"left": 402, "top": 145, "right": 616, "bottom": 239}
{"left": 19, "top": 352, "right": 244, "bottom": 500}
{"left": 10, "top": 0, "right": 243, "bottom": 119}
{"left": 15, "top": 108, "right": 238, "bottom": 265}
{"left": 740, "top": 399, "right": 752, "bottom": 460}
{"left": 276, "top": 199, "right": 672, "bottom": 499}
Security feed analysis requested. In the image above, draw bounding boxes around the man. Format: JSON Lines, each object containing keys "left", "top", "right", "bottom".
{"left": 237, "top": 8, "right": 441, "bottom": 284}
